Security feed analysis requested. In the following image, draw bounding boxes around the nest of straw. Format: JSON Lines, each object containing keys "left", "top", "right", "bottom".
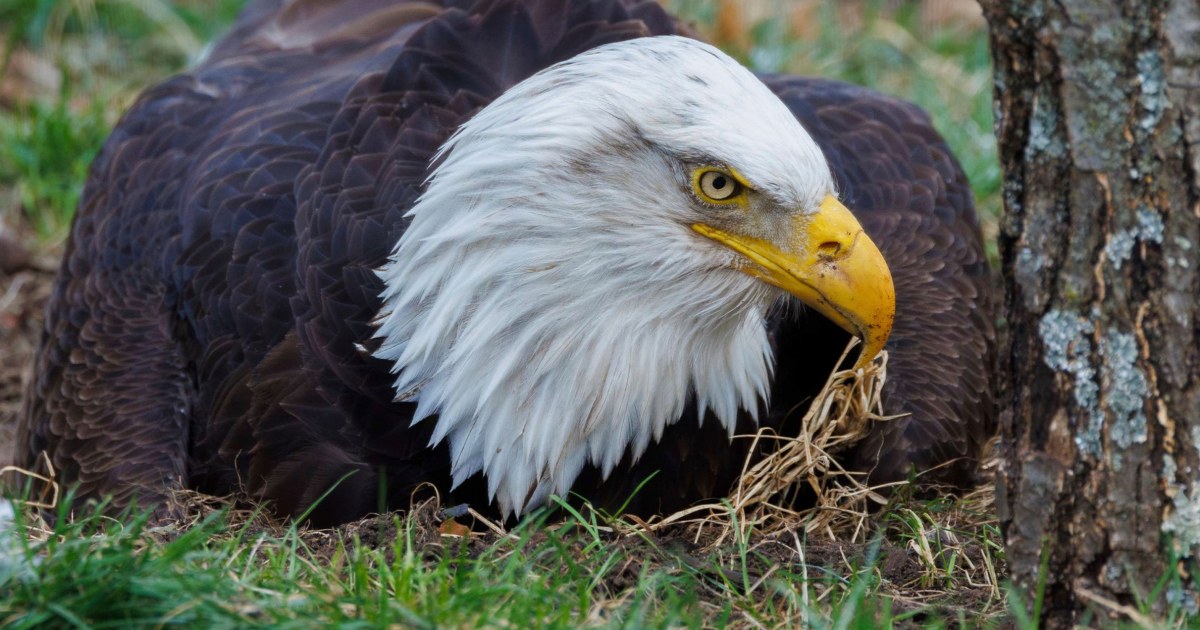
{"left": 646, "top": 341, "right": 900, "bottom": 547}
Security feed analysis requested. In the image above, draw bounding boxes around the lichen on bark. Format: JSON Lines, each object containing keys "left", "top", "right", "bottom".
{"left": 981, "top": 0, "right": 1200, "bottom": 625}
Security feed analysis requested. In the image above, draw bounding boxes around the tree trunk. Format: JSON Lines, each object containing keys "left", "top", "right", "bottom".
{"left": 979, "top": 0, "right": 1200, "bottom": 625}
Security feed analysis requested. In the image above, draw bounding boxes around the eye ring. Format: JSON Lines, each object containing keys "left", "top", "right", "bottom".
{"left": 693, "top": 168, "right": 744, "bottom": 204}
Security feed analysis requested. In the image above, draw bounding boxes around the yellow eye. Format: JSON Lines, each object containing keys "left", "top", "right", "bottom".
{"left": 694, "top": 168, "right": 744, "bottom": 203}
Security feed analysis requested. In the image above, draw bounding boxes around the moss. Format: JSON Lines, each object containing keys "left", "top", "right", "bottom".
{"left": 1033, "top": 313, "right": 1150, "bottom": 465}
{"left": 1062, "top": 56, "right": 1126, "bottom": 169}
{"left": 1053, "top": 3, "right": 1131, "bottom": 171}
{"left": 1165, "top": 486, "right": 1200, "bottom": 559}
{"left": 1039, "top": 308, "right": 1104, "bottom": 457}
{"left": 1103, "top": 207, "right": 1164, "bottom": 270}
{"left": 1136, "top": 49, "right": 1167, "bottom": 132}
{"left": 1104, "top": 228, "right": 1137, "bottom": 270}
{"left": 1025, "top": 83, "right": 1065, "bottom": 159}
{"left": 1016, "top": 245, "right": 1045, "bottom": 281}
{"left": 1137, "top": 206, "right": 1165, "bottom": 243}
{"left": 1099, "top": 329, "right": 1148, "bottom": 452}
{"left": 1163, "top": 426, "right": 1200, "bottom": 561}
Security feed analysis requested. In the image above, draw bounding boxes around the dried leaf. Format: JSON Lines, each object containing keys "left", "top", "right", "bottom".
{"left": 438, "top": 517, "right": 470, "bottom": 538}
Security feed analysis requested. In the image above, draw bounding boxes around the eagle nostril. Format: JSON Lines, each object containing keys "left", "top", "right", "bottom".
{"left": 817, "top": 241, "right": 842, "bottom": 258}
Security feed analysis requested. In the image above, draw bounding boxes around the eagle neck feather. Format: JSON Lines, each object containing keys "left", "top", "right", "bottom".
{"left": 373, "top": 37, "right": 786, "bottom": 516}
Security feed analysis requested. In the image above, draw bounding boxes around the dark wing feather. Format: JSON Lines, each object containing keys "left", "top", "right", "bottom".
{"left": 17, "top": 74, "right": 223, "bottom": 513}
{"left": 18, "top": 0, "right": 993, "bottom": 525}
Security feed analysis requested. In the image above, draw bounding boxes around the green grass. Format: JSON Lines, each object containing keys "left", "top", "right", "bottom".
{"left": 0, "top": 0, "right": 246, "bottom": 242}
{"left": 0, "top": 0, "right": 244, "bottom": 58}
{"left": 0, "top": 86, "right": 110, "bottom": 240}
{"left": 0, "top": 492, "right": 1010, "bottom": 628}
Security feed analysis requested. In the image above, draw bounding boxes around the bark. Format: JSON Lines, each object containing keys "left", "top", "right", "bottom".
{"left": 978, "top": 0, "right": 1200, "bottom": 625}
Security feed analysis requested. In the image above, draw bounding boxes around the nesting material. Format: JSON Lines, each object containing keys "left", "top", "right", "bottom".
{"left": 646, "top": 340, "right": 901, "bottom": 547}
{"left": 1, "top": 451, "right": 59, "bottom": 510}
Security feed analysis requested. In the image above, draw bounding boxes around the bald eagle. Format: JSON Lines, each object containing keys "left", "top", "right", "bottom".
{"left": 17, "top": 0, "right": 995, "bottom": 525}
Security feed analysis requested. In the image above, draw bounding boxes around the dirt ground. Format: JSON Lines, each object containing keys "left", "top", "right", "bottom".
{"left": 155, "top": 490, "right": 1007, "bottom": 625}
{"left": 0, "top": 226, "right": 56, "bottom": 468}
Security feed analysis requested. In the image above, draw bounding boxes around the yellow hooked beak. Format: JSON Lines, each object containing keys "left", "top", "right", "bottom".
{"left": 694, "top": 195, "right": 895, "bottom": 369}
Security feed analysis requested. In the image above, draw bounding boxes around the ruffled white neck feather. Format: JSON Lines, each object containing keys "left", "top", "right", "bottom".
{"left": 374, "top": 36, "right": 832, "bottom": 515}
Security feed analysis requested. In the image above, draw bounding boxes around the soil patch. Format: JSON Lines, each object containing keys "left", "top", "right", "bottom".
{"left": 0, "top": 232, "right": 56, "bottom": 467}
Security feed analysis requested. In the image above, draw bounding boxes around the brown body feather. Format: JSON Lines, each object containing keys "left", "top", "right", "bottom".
{"left": 18, "top": 0, "right": 994, "bottom": 525}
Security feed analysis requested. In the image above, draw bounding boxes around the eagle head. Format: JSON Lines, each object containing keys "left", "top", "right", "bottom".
{"left": 373, "top": 36, "right": 895, "bottom": 516}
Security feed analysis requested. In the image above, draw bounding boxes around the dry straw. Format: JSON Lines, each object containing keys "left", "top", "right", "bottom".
{"left": 1, "top": 451, "right": 60, "bottom": 510}
{"left": 641, "top": 340, "right": 903, "bottom": 548}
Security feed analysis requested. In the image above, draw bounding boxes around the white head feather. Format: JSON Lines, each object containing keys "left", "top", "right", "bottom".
{"left": 373, "top": 35, "right": 835, "bottom": 516}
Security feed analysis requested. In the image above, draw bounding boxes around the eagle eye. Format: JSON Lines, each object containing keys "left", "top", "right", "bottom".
{"left": 693, "top": 168, "right": 745, "bottom": 204}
